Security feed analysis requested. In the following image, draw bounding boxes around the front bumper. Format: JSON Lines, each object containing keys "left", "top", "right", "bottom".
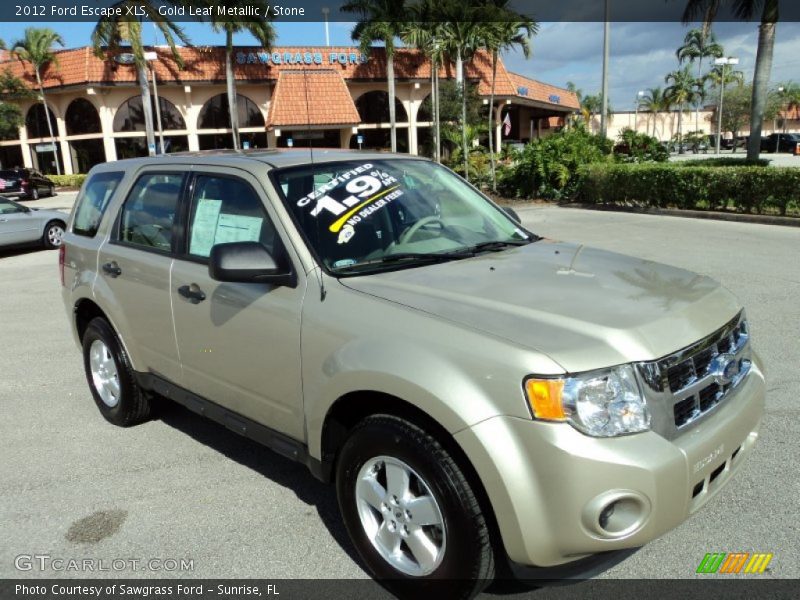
{"left": 454, "top": 359, "right": 765, "bottom": 568}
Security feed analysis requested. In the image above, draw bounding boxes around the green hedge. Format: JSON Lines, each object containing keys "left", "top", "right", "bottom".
{"left": 576, "top": 164, "right": 800, "bottom": 216}
{"left": 49, "top": 174, "right": 87, "bottom": 188}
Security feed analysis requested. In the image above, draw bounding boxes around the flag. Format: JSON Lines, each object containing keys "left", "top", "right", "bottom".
{"left": 503, "top": 112, "right": 512, "bottom": 136}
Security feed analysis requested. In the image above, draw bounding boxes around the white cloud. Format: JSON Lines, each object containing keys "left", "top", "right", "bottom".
{"left": 502, "top": 21, "right": 800, "bottom": 109}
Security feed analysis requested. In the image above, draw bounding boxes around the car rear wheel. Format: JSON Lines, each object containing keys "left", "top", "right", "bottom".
{"left": 336, "top": 415, "right": 495, "bottom": 599}
{"left": 81, "top": 317, "right": 153, "bottom": 427}
{"left": 30, "top": 187, "right": 39, "bottom": 200}
{"left": 42, "top": 221, "right": 64, "bottom": 249}
{"left": 48, "top": 185, "right": 55, "bottom": 197}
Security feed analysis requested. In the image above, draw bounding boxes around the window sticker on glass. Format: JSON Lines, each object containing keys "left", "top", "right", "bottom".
{"left": 190, "top": 198, "right": 223, "bottom": 257}
{"left": 215, "top": 214, "right": 263, "bottom": 245}
{"left": 190, "top": 198, "right": 264, "bottom": 257}
{"left": 296, "top": 163, "right": 404, "bottom": 244}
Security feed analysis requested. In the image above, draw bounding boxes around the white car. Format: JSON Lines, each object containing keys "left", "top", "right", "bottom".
{"left": 0, "top": 196, "right": 67, "bottom": 250}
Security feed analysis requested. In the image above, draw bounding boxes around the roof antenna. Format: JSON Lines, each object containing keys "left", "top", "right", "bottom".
{"left": 302, "top": 68, "right": 325, "bottom": 301}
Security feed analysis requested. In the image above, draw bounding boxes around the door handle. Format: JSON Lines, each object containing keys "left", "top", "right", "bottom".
{"left": 178, "top": 283, "right": 206, "bottom": 304}
{"left": 102, "top": 261, "right": 122, "bottom": 278}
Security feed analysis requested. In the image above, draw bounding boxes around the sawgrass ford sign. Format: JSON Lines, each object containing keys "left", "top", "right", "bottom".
{"left": 236, "top": 50, "right": 369, "bottom": 66}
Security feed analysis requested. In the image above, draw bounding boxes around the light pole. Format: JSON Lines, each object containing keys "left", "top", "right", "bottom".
{"left": 714, "top": 56, "right": 738, "bottom": 155}
{"left": 322, "top": 7, "right": 330, "bottom": 47}
{"left": 776, "top": 86, "right": 785, "bottom": 152}
{"left": 600, "top": 0, "right": 610, "bottom": 139}
{"left": 144, "top": 51, "right": 165, "bottom": 155}
{"left": 634, "top": 90, "right": 644, "bottom": 133}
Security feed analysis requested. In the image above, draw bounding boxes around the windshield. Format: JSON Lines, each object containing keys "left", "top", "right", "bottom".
{"left": 273, "top": 159, "right": 532, "bottom": 274}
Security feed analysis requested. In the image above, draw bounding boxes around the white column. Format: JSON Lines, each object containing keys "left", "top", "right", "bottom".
{"left": 184, "top": 86, "right": 199, "bottom": 151}
{"left": 57, "top": 116, "right": 74, "bottom": 175}
{"left": 18, "top": 118, "right": 33, "bottom": 168}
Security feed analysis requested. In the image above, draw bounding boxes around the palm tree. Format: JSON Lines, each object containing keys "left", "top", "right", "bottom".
{"left": 402, "top": 15, "right": 447, "bottom": 162}
{"left": 481, "top": 4, "right": 537, "bottom": 192}
{"left": 92, "top": 1, "right": 191, "bottom": 157}
{"left": 665, "top": 66, "right": 700, "bottom": 152}
{"left": 683, "top": 0, "right": 780, "bottom": 160}
{"left": 439, "top": 18, "right": 483, "bottom": 181}
{"left": 638, "top": 87, "right": 670, "bottom": 138}
{"left": 209, "top": 1, "right": 275, "bottom": 150}
{"left": 676, "top": 28, "right": 723, "bottom": 132}
{"left": 343, "top": 0, "right": 406, "bottom": 153}
{"left": 12, "top": 28, "right": 64, "bottom": 174}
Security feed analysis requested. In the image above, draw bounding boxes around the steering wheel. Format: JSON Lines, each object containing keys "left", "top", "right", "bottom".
{"left": 399, "top": 216, "right": 446, "bottom": 244}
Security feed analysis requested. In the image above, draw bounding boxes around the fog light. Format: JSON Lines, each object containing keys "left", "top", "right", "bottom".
{"left": 583, "top": 491, "right": 650, "bottom": 539}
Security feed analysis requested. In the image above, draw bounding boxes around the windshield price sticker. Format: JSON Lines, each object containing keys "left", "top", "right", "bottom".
{"left": 296, "top": 163, "right": 404, "bottom": 244}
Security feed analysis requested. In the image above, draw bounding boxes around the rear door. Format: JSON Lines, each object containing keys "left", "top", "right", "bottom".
{"left": 169, "top": 168, "right": 306, "bottom": 439}
{"left": 95, "top": 169, "right": 186, "bottom": 383}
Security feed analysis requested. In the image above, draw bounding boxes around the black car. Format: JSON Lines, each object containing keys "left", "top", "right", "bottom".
{"left": 0, "top": 168, "right": 56, "bottom": 200}
{"left": 761, "top": 133, "right": 800, "bottom": 153}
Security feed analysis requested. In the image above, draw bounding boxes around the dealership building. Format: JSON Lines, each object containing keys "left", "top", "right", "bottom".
{"left": 0, "top": 45, "right": 578, "bottom": 174}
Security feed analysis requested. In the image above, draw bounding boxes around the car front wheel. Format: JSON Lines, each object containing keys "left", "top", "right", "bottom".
{"left": 336, "top": 415, "right": 495, "bottom": 598}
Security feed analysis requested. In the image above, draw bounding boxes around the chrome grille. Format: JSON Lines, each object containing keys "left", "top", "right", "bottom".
{"left": 636, "top": 312, "right": 751, "bottom": 437}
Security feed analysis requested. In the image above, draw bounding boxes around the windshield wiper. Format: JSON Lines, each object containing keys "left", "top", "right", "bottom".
{"left": 334, "top": 250, "right": 473, "bottom": 273}
{"left": 468, "top": 239, "right": 533, "bottom": 253}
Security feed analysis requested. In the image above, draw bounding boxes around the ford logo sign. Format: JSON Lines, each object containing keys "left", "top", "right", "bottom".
{"left": 114, "top": 53, "right": 136, "bottom": 65}
{"left": 710, "top": 353, "right": 740, "bottom": 385}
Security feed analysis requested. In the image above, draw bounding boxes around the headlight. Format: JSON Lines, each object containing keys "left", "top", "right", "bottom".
{"left": 524, "top": 365, "right": 650, "bottom": 437}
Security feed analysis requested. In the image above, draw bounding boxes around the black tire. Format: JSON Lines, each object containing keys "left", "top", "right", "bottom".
{"left": 49, "top": 185, "right": 55, "bottom": 197}
{"left": 81, "top": 317, "right": 153, "bottom": 427}
{"left": 42, "top": 220, "right": 64, "bottom": 249}
{"left": 336, "top": 415, "right": 495, "bottom": 599}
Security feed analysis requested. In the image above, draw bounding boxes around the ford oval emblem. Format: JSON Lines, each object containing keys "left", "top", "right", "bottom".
{"left": 114, "top": 53, "right": 136, "bottom": 65}
{"left": 710, "top": 353, "right": 739, "bottom": 385}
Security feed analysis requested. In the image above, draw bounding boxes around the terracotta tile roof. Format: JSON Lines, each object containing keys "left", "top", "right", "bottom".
{"left": 507, "top": 72, "right": 580, "bottom": 110}
{"left": 267, "top": 70, "right": 359, "bottom": 127}
{"left": 0, "top": 45, "right": 577, "bottom": 112}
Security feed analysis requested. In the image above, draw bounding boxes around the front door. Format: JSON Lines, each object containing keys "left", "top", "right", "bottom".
{"left": 170, "top": 170, "right": 306, "bottom": 440}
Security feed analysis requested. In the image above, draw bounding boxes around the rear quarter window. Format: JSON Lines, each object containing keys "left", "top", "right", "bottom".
{"left": 72, "top": 172, "right": 124, "bottom": 237}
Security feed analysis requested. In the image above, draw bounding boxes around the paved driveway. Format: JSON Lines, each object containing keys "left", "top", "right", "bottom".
{"left": 0, "top": 206, "right": 797, "bottom": 589}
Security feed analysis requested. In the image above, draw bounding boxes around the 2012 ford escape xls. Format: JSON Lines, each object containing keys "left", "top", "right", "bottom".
{"left": 61, "top": 150, "right": 764, "bottom": 598}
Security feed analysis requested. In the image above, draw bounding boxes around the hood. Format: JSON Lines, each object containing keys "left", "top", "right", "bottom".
{"left": 340, "top": 241, "right": 741, "bottom": 372}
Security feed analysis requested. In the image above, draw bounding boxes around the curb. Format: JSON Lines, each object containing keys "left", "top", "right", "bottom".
{"left": 556, "top": 203, "right": 800, "bottom": 228}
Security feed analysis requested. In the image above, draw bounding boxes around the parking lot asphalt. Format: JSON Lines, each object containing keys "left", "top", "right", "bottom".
{"left": 1, "top": 202, "right": 798, "bottom": 589}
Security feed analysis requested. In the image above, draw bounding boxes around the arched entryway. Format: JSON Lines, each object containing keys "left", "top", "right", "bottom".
{"left": 113, "top": 95, "right": 188, "bottom": 158}
{"left": 197, "top": 93, "right": 267, "bottom": 150}
{"left": 25, "top": 104, "right": 63, "bottom": 174}
{"left": 65, "top": 98, "right": 105, "bottom": 173}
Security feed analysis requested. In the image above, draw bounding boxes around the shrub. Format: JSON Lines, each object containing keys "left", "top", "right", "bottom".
{"left": 576, "top": 164, "right": 800, "bottom": 216}
{"left": 614, "top": 128, "right": 669, "bottom": 163}
{"left": 673, "top": 157, "right": 770, "bottom": 168}
{"left": 49, "top": 174, "right": 87, "bottom": 188}
{"left": 498, "top": 126, "right": 612, "bottom": 199}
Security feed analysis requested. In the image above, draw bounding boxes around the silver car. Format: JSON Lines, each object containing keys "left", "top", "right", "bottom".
{"left": 0, "top": 196, "right": 66, "bottom": 250}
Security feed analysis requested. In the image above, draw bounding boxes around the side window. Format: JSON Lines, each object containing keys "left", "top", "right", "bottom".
{"left": 72, "top": 171, "right": 124, "bottom": 237}
{"left": 118, "top": 173, "right": 183, "bottom": 252}
{"left": 187, "top": 175, "right": 277, "bottom": 259}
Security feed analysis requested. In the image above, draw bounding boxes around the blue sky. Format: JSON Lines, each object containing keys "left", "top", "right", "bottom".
{"left": 11, "top": 20, "right": 800, "bottom": 110}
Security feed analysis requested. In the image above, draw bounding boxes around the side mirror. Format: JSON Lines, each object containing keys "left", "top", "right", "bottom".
{"left": 503, "top": 206, "right": 521, "bottom": 223}
{"left": 209, "top": 242, "right": 296, "bottom": 287}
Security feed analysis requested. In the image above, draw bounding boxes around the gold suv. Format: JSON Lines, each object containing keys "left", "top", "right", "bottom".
{"left": 61, "top": 150, "right": 764, "bottom": 597}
